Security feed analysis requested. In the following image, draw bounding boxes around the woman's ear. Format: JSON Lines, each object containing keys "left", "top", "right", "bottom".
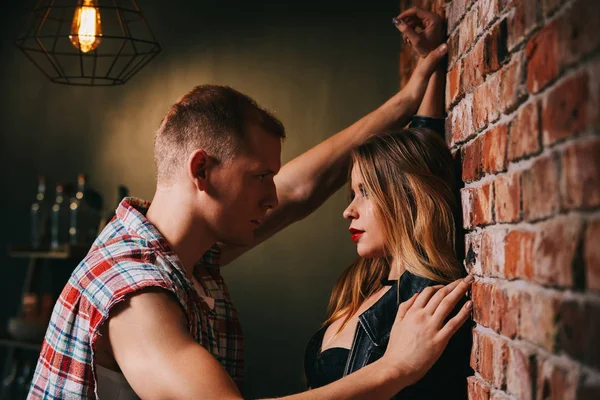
{"left": 187, "top": 149, "right": 210, "bottom": 191}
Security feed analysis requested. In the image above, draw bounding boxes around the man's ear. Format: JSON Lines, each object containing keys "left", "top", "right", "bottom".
{"left": 187, "top": 149, "right": 210, "bottom": 191}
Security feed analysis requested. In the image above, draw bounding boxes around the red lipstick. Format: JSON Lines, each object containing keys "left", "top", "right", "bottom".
{"left": 349, "top": 228, "right": 364, "bottom": 242}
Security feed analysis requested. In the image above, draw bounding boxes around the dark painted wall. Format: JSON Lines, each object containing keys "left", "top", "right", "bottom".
{"left": 0, "top": 0, "right": 400, "bottom": 396}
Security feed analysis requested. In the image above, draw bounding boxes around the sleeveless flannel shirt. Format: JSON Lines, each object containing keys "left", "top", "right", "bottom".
{"left": 28, "top": 197, "right": 244, "bottom": 399}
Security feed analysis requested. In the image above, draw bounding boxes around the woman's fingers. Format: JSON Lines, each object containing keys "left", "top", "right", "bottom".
{"left": 394, "top": 18, "right": 421, "bottom": 46}
{"left": 398, "top": 6, "right": 434, "bottom": 21}
{"left": 399, "top": 15, "right": 423, "bottom": 30}
{"left": 432, "top": 276, "right": 474, "bottom": 327}
{"left": 396, "top": 292, "right": 419, "bottom": 321}
{"left": 423, "top": 279, "right": 462, "bottom": 314}
{"left": 412, "top": 285, "right": 443, "bottom": 309}
{"left": 439, "top": 300, "right": 473, "bottom": 339}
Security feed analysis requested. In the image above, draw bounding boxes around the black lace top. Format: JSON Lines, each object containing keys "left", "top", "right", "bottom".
{"left": 304, "top": 325, "right": 350, "bottom": 389}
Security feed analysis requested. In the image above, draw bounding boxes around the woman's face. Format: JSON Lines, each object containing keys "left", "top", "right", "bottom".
{"left": 343, "top": 163, "right": 387, "bottom": 258}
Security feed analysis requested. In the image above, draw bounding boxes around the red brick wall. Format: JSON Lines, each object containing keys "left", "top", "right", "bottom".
{"left": 400, "top": 0, "right": 600, "bottom": 398}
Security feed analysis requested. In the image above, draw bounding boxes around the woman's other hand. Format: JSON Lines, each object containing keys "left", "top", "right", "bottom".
{"left": 393, "top": 7, "right": 445, "bottom": 58}
{"left": 379, "top": 275, "right": 474, "bottom": 388}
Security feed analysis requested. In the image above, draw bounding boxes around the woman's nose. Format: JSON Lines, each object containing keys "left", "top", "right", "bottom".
{"left": 343, "top": 203, "right": 358, "bottom": 220}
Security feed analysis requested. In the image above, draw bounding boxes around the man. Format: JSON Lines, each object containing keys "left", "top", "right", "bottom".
{"left": 29, "top": 9, "right": 470, "bottom": 399}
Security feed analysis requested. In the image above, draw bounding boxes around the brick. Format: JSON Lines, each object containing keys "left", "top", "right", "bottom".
{"left": 536, "top": 357, "right": 580, "bottom": 400}
{"left": 494, "top": 172, "right": 520, "bottom": 223}
{"left": 508, "top": 0, "right": 539, "bottom": 51}
{"left": 473, "top": 75, "right": 500, "bottom": 131}
{"left": 471, "top": 281, "right": 491, "bottom": 327}
{"left": 506, "top": 343, "right": 535, "bottom": 400}
{"left": 479, "top": 0, "right": 503, "bottom": 32}
{"left": 525, "top": 0, "right": 600, "bottom": 93}
{"left": 490, "top": 391, "right": 511, "bottom": 400}
{"left": 526, "top": 20, "right": 560, "bottom": 94}
{"left": 448, "top": 0, "right": 474, "bottom": 34}
{"left": 500, "top": 288, "right": 519, "bottom": 338}
{"left": 468, "top": 376, "right": 491, "bottom": 400}
{"left": 522, "top": 155, "right": 559, "bottom": 221}
{"left": 557, "top": 300, "right": 600, "bottom": 370}
{"left": 465, "top": 231, "right": 483, "bottom": 275}
{"left": 447, "top": 59, "right": 462, "bottom": 107}
{"left": 542, "top": 0, "right": 566, "bottom": 17}
{"left": 489, "top": 285, "right": 507, "bottom": 333}
{"left": 472, "top": 281, "right": 518, "bottom": 337}
{"left": 533, "top": 214, "right": 583, "bottom": 288}
{"left": 472, "top": 282, "right": 502, "bottom": 330}
{"left": 560, "top": 139, "right": 600, "bottom": 210}
{"left": 462, "top": 182, "right": 494, "bottom": 228}
{"left": 498, "top": 52, "right": 526, "bottom": 114}
{"left": 584, "top": 218, "right": 600, "bottom": 291}
{"left": 482, "top": 228, "right": 507, "bottom": 278}
{"left": 508, "top": 101, "right": 540, "bottom": 161}
{"left": 459, "top": 7, "right": 479, "bottom": 55}
{"left": 519, "top": 289, "right": 559, "bottom": 350}
{"left": 470, "top": 327, "right": 480, "bottom": 371}
{"left": 448, "top": 29, "right": 461, "bottom": 69}
{"left": 504, "top": 230, "right": 535, "bottom": 280}
{"left": 542, "top": 72, "right": 590, "bottom": 146}
{"left": 484, "top": 19, "right": 508, "bottom": 75}
{"left": 560, "top": 0, "right": 600, "bottom": 67}
{"left": 483, "top": 125, "right": 508, "bottom": 174}
{"left": 475, "top": 331, "right": 508, "bottom": 389}
{"left": 449, "top": 94, "right": 475, "bottom": 145}
{"left": 463, "top": 40, "right": 485, "bottom": 93}
{"left": 557, "top": 300, "right": 586, "bottom": 363}
{"left": 462, "top": 135, "right": 484, "bottom": 182}
{"left": 590, "top": 58, "right": 600, "bottom": 126}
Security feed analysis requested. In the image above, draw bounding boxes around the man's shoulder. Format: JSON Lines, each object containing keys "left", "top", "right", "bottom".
{"left": 71, "top": 237, "right": 174, "bottom": 309}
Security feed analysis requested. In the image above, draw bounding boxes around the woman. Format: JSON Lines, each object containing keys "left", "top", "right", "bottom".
{"left": 304, "top": 8, "right": 472, "bottom": 399}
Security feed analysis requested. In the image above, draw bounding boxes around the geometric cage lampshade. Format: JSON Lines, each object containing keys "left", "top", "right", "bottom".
{"left": 15, "top": 0, "right": 161, "bottom": 86}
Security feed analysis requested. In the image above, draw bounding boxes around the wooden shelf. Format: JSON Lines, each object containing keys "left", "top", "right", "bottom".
{"left": 7, "top": 244, "right": 89, "bottom": 260}
{"left": 0, "top": 336, "right": 42, "bottom": 352}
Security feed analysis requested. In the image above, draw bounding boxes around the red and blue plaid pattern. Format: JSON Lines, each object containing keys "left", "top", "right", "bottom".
{"left": 28, "top": 197, "right": 244, "bottom": 399}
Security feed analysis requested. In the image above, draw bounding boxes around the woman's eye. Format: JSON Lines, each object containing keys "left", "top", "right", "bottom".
{"left": 360, "top": 187, "right": 368, "bottom": 197}
{"left": 257, "top": 174, "right": 268, "bottom": 181}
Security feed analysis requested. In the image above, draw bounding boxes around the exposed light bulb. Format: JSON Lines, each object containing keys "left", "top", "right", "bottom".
{"left": 69, "top": 0, "right": 102, "bottom": 53}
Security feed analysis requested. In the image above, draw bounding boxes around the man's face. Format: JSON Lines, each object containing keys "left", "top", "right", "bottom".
{"left": 207, "top": 124, "right": 281, "bottom": 246}
{"left": 342, "top": 163, "right": 387, "bottom": 258}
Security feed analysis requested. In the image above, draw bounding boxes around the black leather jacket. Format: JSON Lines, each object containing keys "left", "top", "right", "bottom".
{"left": 343, "top": 271, "right": 473, "bottom": 399}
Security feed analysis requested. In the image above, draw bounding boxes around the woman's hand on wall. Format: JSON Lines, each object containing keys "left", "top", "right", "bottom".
{"left": 393, "top": 7, "right": 446, "bottom": 58}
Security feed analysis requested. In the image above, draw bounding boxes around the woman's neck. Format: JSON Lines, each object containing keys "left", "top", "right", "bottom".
{"left": 387, "top": 258, "right": 406, "bottom": 281}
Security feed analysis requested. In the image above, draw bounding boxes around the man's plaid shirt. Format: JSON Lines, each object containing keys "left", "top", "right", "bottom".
{"left": 28, "top": 197, "right": 244, "bottom": 399}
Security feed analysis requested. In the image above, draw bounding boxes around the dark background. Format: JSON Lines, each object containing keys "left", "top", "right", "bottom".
{"left": 0, "top": 0, "right": 401, "bottom": 397}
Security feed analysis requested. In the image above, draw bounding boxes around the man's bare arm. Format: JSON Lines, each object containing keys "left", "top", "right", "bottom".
{"left": 104, "top": 276, "right": 472, "bottom": 399}
{"left": 219, "top": 43, "right": 449, "bottom": 266}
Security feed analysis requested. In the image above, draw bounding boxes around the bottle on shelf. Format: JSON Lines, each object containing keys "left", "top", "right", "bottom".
{"left": 0, "top": 361, "right": 17, "bottom": 400}
{"left": 69, "top": 173, "right": 103, "bottom": 246}
{"left": 50, "top": 183, "right": 73, "bottom": 250}
{"left": 30, "top": 176, "right": 49, "bottom": 249}
{"left": 14, "top": 361, "right": 34, "bottom": 399}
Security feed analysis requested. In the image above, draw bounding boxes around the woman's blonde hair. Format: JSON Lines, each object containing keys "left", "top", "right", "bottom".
{"left": 324, "top": 127, "right": 463, "bottom": 329}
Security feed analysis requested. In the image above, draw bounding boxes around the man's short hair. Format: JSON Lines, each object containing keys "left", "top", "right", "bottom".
{"left": 153, "top": 85, "right": 285, "bottom": 184}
